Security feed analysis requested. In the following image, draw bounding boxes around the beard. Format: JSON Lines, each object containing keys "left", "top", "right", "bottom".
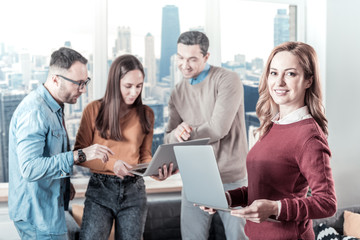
{"left": 58, "top": 81, "right": 80, "bottom": 104}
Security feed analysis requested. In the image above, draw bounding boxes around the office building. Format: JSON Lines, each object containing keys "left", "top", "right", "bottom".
{"left": 0, "top": 42, "right": 4, "bottom": 56}
{"left": 19, "top": 51, "right": 31, "bottom": 89}
{"left": 143, "top": 99, "right": 165, "bottom": 154}
{"left": 32, "top": 55, "right": 47, "bottom": 69}
{"left": 274, "top": 9, "right": 290, "bottom": 47}
{"left": 170, "top": 54, "right": 182, "bottom": 88}
{"left": 7, "top": 73, "right": 23, "bottom": 90}
{"left": 0, "top": 90, "right": 27, "bottom": 182}
{"left": 289, "top": 5, "right": 297, "bottom": 41}
{"left": 144, "top": 33, "right": 156, "bottom": 88}
{"left": 234, "top": 54, "right": 246, "bottom": 65}
{"left": 159, "top": 5, "right": 180, "bottom": 83}
{"left": 113, "top": 26, "right": 131, "bottom": 58}
{"left": 222, "top": 61, "right": 246, "bottom": 80}
{"left": 152, "top": 130, "right": 164, "bottom": 155}
{"left": 145, "top": 100, "right": 164, "bottom": 129}
{"left": 64, "top": 41, "right": 72, "bottom": 48}
{"left": 245, "top": 112, "right": 260, "bottom": 148}
{"left": 251, "top": 58, "right": 264, "bottom": 72}
{"left": 243, "top": 80, "right": 259, "bottom": 113}
{"left": 189, "top": 26, "right": 205, "bottom": 33}
{"left": 32, "top": 70, "right": 48, "bottom": 84}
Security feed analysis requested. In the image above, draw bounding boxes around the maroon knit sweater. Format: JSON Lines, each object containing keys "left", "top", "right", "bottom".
{"left": 228, "top": 118, "right": 337, "bottom": 240}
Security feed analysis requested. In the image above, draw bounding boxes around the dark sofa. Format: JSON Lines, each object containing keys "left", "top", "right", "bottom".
{"left": 66, "top": 191, "right": 226, "bottom": 240}
{"left": 313, "top": 205, "right": 360, "bottom": 238}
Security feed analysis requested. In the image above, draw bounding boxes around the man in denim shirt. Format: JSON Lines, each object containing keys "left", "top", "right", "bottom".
{"left": 8, "top": 47, "right": 114, "bottom": 240}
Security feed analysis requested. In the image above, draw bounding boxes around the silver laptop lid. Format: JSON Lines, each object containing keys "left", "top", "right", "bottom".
{"left": 131, "top": 138, "right": 210, "bottom": 177}
{"left": 174, "top": 145, "right": 229, "bottom": 210}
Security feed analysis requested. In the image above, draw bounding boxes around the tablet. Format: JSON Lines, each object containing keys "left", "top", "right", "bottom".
{"left": 130, "top": 138, "right": 210, "bottom": 177}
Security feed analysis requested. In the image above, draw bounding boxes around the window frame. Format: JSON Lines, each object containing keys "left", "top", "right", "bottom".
{"left": 89, "top": 0, "right": 306, "bottom": 194}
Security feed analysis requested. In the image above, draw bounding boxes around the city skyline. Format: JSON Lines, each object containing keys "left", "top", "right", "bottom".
{"left": 0, "top": 1, "right": 293, "bottom": 182}
{"left": 1, "top": 0, "right": 290, "bottom": 63}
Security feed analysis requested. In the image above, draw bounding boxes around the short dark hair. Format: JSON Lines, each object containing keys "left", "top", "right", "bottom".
{"left": 177, "top": 31, "right": 209, "bottom": 56}
{"left": 50, "top": 47, "right": 87, "bottom": 70}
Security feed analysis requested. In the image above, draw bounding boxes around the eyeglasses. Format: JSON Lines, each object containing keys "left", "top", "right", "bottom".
{"left": 56, "top": 75, "right": 91, "bottom": 90}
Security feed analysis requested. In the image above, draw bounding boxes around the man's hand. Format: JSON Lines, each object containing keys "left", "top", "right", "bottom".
{"left": 82, "top": 144, "right": 114, "bottom": 163}
{"left": 175, "top": 122, "right": 192, "bottom": 142}
{"left": 113, "top": 160, "right": 134, "bottom": 179}
{"left": 230, "top": 199, "right": 278, "bottom": 223}
{"left": 152, "top": 163, "right": 179, "bottom": 181}
{"left": 70, "top": 182, "right": 76, "bottom": 200}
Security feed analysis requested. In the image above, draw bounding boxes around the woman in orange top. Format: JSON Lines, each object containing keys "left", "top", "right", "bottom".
{"left": 74, "top": 54, "right": 173, "bottom": 240}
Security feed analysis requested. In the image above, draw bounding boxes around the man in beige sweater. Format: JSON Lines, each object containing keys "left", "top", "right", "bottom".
{"left": 164, "top": 31, "right": 249, "bottom": 240}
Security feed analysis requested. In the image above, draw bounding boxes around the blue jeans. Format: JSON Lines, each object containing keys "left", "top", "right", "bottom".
{"left": 79, "top": 173, "right": 147, "bottom": 240}
{"left": 181, "top": 178, "right": 249, "bottom": 240}
{"left": 14, "top": 220, "right": 67, "bottom": 240}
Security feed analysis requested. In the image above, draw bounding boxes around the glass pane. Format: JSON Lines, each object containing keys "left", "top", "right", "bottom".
{"left": 108, "top": 0, "right": 206, "bottom": 154}
{"left": 219, "top": 1, "right": 295, "bottom": 145}
{"left": 0, "top": 0, "right": 94, "bottom": 182}
{"left": 107, "top": 0, "right": 296, "bottom": 153}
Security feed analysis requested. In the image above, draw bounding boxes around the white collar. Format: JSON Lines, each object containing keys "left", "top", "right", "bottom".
{"left": 272, "top": 106, "right": 312, "bottom": 124}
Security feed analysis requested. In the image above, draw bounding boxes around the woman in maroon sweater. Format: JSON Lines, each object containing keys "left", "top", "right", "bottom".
{"left": 202, "top": 42, "right": 337, "bottom": 240}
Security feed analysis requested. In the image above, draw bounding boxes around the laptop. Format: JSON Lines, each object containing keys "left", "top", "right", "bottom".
{"left": 130, "top": 138, "right": 210, "bottom": 177}
{"left": 174, "top": 145, "right": 280, "bottom": 222}
{"left": 173, "top": 145, "right": 236, "bottom": 211}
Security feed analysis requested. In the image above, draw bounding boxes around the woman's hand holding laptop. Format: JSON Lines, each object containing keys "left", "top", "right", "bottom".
{"left": 199, "top": 206, "right": 216, "bottom": 215}
{"left": 151, "top": 162, "right": 180, "bottom": 181}
{"left": 229, "top": 199, "right": 279, "bottom": 223}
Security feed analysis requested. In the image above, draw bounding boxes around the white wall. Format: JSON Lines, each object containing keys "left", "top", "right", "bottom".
{"left": 306, "top": 0, "right": 360, "bottom": 208}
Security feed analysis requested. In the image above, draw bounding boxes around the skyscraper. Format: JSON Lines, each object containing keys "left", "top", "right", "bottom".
{"left": 289, "top": 5, "right": 297, "bottom": 41}
{"left": 0, "top": 43, "right": 5, "bottom": 56}
{"left": 19, "top": 51, "right": 31, "bottom": 89}
{"left": 159, "top": 5, "right": 180, "bottom": 83}
{"left": 170, "top": 54, "right": 182, "bottom": 88}
{"left": 143, "top": 99, "right": 165, "bottom": 154}
{"left": 0, "top": 90, "right": 27, "bottom": 182}
{"left": 113, "top": 26, "right": 131, "bottom": 58}
{"left": 274, "top": 9, "right": 290, "bottom": 47}
{"left": 64, "top": 41, "right": 72, "bottom": 48}
{"left": 205, "top": 0, "right": 221, "bottom": 66}
{"left": 144, "top": 33, "right": 156, "bottom": 88}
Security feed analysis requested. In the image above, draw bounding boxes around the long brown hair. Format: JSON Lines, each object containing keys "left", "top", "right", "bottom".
{"left": 256, "top": 42, "right": 328, "bottom": 138}
{"left": 95, "top": 54, "right": 152, "bottom": 140}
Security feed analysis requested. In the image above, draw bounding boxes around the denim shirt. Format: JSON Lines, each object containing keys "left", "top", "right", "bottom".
{"left": 8, "top": 84, "right": 74, "bottom": 234}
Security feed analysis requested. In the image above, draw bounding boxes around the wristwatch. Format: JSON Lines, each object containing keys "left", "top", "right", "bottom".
{"left": 75, "top": 149, "right": 86, "bottom": 164}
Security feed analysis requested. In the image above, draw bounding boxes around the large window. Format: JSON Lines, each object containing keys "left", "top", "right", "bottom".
{"left": 0, "top": 0, "right": 302, "bottom": 184}
{"left": 0, "top": 0, "right": 94, "bottom": 182}
{"left": 105, "top": 0, "right": 300, "bottom": 154}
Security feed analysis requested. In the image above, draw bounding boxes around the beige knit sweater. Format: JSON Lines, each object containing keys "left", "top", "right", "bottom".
{"left": 165, "top": 66, "right": 248, "bottom": 183}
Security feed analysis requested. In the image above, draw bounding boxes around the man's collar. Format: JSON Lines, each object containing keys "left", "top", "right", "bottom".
{"left": 189, "top": 63, "right": 211, "bottom": 85}
{"left": 37, "top": 84, "right": 62, "bottom": 113}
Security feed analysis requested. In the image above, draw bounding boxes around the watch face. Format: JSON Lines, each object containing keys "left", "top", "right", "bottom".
{"left": 78, "top": 150, "right": 86, "bottom": 163}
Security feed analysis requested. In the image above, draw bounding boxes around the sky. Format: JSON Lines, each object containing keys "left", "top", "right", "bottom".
{"left": 0, "top": 0, "right": 289, "bottom": 63}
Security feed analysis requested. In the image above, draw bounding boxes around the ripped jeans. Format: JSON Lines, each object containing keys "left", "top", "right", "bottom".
{"left": 79, "top": 173, "right": 147, "bottom": 240}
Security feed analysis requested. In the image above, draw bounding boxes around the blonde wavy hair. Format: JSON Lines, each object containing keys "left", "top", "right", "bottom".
{"left": 256, "top": 42, "right": 328, "bottom": 138}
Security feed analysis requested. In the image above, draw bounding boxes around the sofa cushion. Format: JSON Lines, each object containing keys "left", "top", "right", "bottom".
{"left": 314, "top": 223, "right": 359, "bottom": 240}
{"left": 313, "top": 206, "right": 360, "bottom": 235}
{"left": 143, "top": 192, "right": 182, "bottom": 240}
{"left": 344, "top": 210, "right": 360, "bottom": 238}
